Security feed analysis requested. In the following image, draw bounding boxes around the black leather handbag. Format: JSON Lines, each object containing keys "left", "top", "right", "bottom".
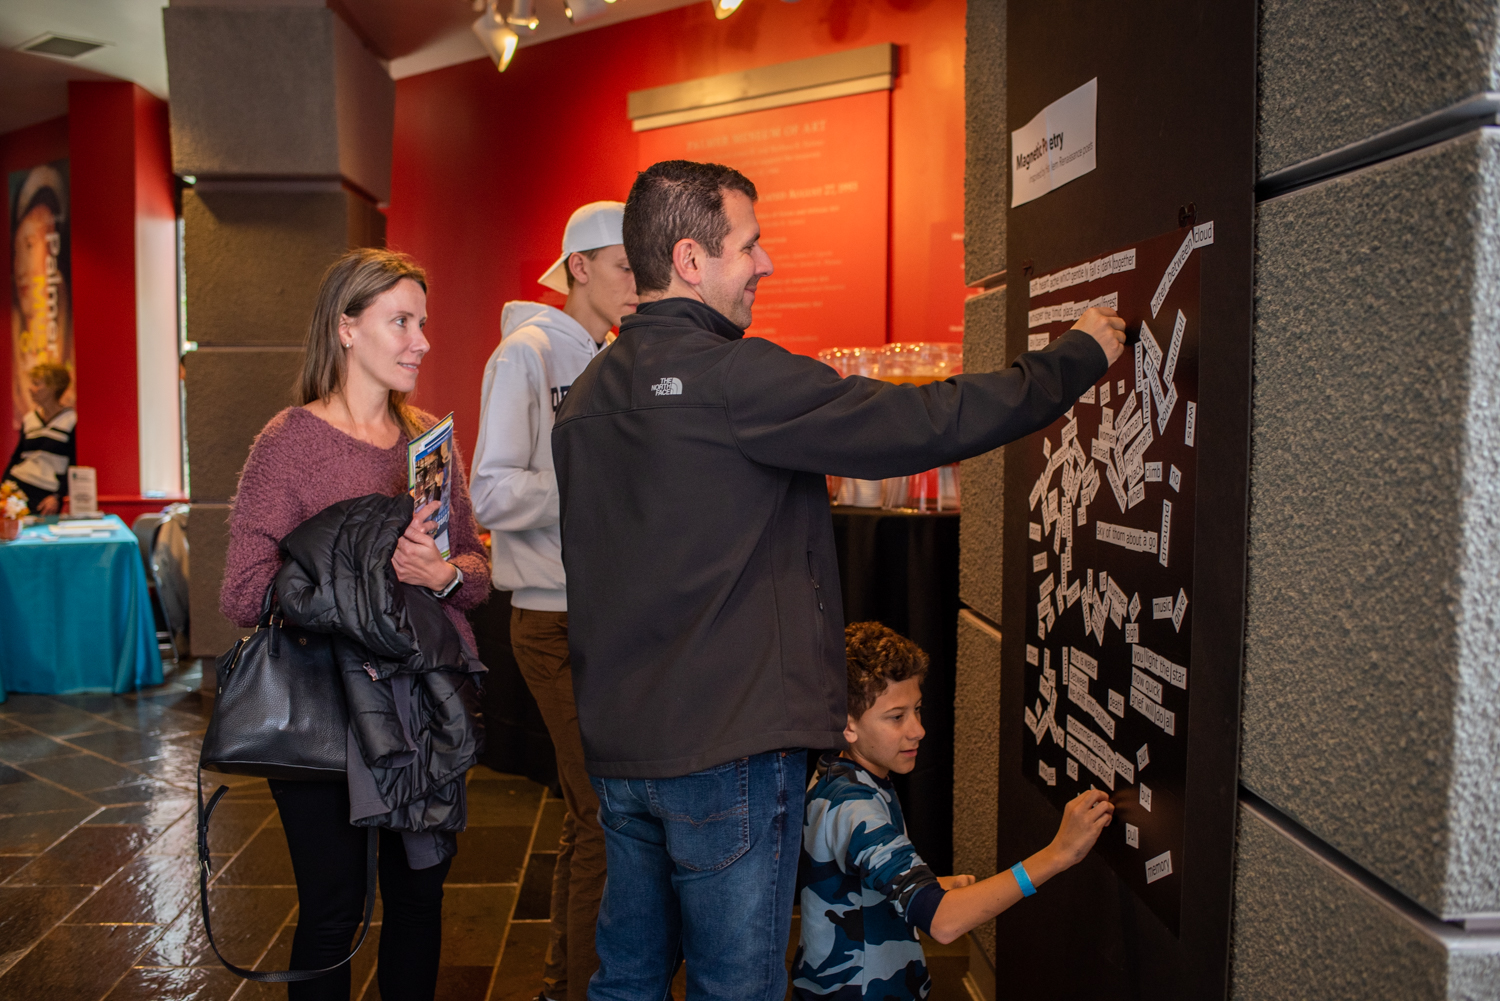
{"left": 197, "top": 586, "right": 376, "bottom": 983}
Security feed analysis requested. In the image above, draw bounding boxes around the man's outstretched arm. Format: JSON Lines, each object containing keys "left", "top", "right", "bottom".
{"left": 726, "top": 307, "right": 1127, "bottom": 479}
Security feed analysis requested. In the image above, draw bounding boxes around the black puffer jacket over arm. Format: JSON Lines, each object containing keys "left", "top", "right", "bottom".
{"left": 274, "top": 493, "right": 485, "bottom": 832}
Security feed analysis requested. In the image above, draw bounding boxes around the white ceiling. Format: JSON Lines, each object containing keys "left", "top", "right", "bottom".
{"left": 0, "top": 0, "right": 170, "bottom": 134}
{"left": 0, "top": 0, "right": 704, "bottom": 136}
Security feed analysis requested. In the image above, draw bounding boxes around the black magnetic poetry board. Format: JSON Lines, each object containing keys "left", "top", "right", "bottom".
{"left": 1018, "top": 227, "right": 1206, "bottom": 935}
{"left": 994, "top": 2, "right": 1254, "bottom": 998}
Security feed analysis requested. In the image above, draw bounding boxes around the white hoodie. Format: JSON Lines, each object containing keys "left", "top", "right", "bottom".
{"left": 471, "top": 301, "right": 603, "bottom": 610}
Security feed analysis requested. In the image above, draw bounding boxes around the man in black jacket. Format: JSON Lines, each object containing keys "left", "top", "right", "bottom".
{"left": 553, "top": 159, "right": 1125, "bottom": 1000}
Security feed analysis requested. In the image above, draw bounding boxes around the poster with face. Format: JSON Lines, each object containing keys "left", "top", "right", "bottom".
{"left": 9, "top": 160, "right": 73, "bottom": 430}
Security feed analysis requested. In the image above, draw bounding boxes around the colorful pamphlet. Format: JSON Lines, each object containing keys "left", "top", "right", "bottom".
{"left": 407, "top": 413, "right": 455, "bottom": 559}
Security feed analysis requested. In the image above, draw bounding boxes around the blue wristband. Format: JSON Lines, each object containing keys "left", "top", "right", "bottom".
{"left": 1010, "top": 861, "right": 1037, "bottom": 897}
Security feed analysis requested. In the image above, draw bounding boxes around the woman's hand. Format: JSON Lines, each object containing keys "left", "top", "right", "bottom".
{"left": 36, "top": 495, "right": 59, "bottom": 515}
{"left": 392, "top": 500, "right": 458, "bottom": 591}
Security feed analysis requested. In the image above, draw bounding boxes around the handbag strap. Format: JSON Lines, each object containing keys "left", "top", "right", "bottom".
{"left": 197, "top": 771, "right": 377, "bottom": 982}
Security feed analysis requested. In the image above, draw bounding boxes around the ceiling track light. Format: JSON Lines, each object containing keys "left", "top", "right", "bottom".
{"left": 506, "top": 0, "right": 539, "bottom": 31}
{"left": 472, "top": 0, "right": 520, "bottom": 71}
{"left": 564, "top": 0, "right": 615, "bottom": 26}
{"left": 711, "top": 0, "right": 744, "bottom": 19}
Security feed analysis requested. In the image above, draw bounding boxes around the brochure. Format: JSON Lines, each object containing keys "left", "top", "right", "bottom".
{"left": 67, "top": 466, "right": 98, "bottom": 514}
{"left": 407, "top": 413, "right": 455, "bottom": 559}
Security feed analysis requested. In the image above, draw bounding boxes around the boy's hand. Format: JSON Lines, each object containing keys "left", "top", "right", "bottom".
{"left": 1071, "top": 306, "right": 1127, "bottom": 365}
{"left": 1048, "top": 790, "right": 1114, "bottom": 868}
{"left": 938, "top": 874, "right": 976, "bottom": 891}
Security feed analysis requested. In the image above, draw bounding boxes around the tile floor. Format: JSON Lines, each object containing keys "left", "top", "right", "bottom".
{"left": 0, "top": 664, "right": 970, "bottom": 1000}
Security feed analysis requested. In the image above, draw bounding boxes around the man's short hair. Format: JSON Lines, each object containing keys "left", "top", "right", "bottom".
{"left": 623, "top": 160, "right": 758, "bottom": 294}
{"left": 845, "top": 621, "right": 929, "bottom": 720}
{"left": 564, "top": 247, "right": 602, "bottom": 291}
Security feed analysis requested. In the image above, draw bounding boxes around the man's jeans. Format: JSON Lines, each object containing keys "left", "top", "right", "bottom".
{"left": 588, "top": 749, "right": 806, "bottom": 1001}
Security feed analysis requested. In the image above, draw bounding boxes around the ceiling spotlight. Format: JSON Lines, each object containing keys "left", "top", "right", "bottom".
{"left": 472, "top": 0, "right": 519, "bottom": 71}
{"left": 506, "top": 0, "right": 539, "bottom": 31}
{"left": 711, "top": 0, "right": 744, "bottom": 18}
{"left": 564, "top": 0, "right": 614, "bottom": 26}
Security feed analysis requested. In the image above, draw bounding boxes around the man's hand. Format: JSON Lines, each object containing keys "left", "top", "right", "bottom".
{"left": 36, "top": 495, "right": 59, "bottom": 515}
{"left": 1072, "top": 306, "right": 1127, "bottom": 366}
{"left": 393, "top": 500, "right": 458, "bottom": 591}
{"left": 1048, "top": 789, "right": 1114, "bottom": 868}
{"left": 938, "top": 874, "right": 976, "bottom": 891}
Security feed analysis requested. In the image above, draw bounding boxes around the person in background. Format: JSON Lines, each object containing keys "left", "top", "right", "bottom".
{"left": 221, "top": 248, "right": 490, "bottom": 1001}
{"left": 793, "top": 622, "right": 1112, "bottom": 1000}
{"left": 470, "top": 200, "right": 637, "bottom": 1001}
{"left": 551, "top": 159, "right": 1125, "bottom": 1001}
{"left": 5, "top": 362, "right": 76, "bottom": 515}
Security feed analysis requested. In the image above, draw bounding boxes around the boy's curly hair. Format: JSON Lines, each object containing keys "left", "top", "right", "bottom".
{"left": 845, "top": 621, "right": 929, "bottom": 720}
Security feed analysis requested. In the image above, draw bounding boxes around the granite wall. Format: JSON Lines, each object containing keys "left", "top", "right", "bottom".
{"left": 954, "top": 0, "right": 1007, "bottom": 988}
{"left": 964, "top": 0, "right": 1006, "bottom": 286}
{"left": 958, "top": 285, "right": 1006, "bottom": 627}
{"left": 958, "top": 2, "right": 1500, "bottom": 997}
{"left": 953, "top": 610, "right": 1002, "bottom": 966}
{"left": 1231, "top": 800, "right": 1500, "bottom": 1001}
{"left": 1237, "top": 5, "right": 1500, "bottom": 995}
{"left": 1246, "top": 129, "right": 1500, "bottom": 923}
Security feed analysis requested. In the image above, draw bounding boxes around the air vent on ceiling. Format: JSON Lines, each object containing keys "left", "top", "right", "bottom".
{"left": 19, "top": 34, "right": 106, "bottom": 59}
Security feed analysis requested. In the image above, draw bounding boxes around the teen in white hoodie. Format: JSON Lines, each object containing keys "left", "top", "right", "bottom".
{"left": 469, "top": 200, "right": 636, "bottom": 1001}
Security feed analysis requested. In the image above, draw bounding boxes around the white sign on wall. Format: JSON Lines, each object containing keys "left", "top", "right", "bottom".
{"left": 1011, "top": 78, "right": 1098, "bottom": 207}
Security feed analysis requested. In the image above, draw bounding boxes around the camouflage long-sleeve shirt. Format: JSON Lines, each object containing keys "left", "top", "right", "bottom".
{"left": 792, "top": 753, "right": 947, "bottom": 1000}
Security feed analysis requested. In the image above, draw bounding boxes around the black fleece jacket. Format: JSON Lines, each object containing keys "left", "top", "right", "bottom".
{"left": 553, "top": 298, "right": 1108, "bottom": 779}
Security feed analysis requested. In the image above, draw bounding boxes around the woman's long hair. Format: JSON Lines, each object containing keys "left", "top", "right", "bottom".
{"left": 298, "top": 248, "right": 428, "bottom": 439}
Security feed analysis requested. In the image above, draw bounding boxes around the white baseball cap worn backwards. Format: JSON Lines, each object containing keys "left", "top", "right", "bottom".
{"left": 537, "top": 200, "right": 626, "bottom": 294}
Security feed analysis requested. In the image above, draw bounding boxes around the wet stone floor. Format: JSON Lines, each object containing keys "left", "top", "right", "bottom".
{"left": 0, "top": 664, "right": 970, "bottom": 1000}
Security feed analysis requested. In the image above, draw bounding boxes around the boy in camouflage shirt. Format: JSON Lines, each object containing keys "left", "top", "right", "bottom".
{"left": 793, "top": 623, "right": 1114, "bottom": 1000}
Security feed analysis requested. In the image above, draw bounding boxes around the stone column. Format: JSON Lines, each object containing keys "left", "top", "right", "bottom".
{"left": 163, "top": 1, "right": 393, "bottom": 668}
{"left": 952, "top": 1, "right": 1007, "bottom": 996}
{"left": 1236, "top": 3, "right": 1500, "bottom": 993}
{"left": 959, "top": 2, "right": 1500, "bottom": 996}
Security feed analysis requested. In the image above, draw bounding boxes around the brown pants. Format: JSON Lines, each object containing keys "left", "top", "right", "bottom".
{"left": 510, "top": 606, "right": 605, "bottom": 1001}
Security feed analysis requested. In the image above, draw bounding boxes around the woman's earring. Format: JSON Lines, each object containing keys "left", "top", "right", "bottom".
{"left": 342, "top": 341, "right": 351, "bottom": 348}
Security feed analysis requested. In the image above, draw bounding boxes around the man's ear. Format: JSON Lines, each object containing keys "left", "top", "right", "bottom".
{"left": 843, "top": 713, "right": 860, "bottom": 746}
{"left": 671, "top": 237, "right": 704, "bottom": 287}
{"left": 568, "top": 251, "right": 589, "bottom": 287}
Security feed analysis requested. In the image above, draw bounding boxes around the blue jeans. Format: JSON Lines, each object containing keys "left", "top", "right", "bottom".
{"left": 588, "top": 749, "right": 806, "bottom": 1001}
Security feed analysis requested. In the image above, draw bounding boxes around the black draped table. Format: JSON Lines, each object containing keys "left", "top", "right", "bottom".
{"left": 469, "top": 508, "right": 962, "bottom": 874}
{"left": 830, "top": 506, "right": 959, "bottom": 874}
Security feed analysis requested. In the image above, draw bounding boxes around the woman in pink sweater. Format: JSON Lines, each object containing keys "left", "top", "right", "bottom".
{"left": 220, "top": 249, "right": 488, "bottom": 1001}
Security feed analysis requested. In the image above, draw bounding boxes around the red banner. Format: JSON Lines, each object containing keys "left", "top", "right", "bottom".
{"left": 637, "top": 90, "right": 889, "bottom": 355}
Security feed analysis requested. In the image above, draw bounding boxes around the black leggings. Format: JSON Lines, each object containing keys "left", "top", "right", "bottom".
{"left": 269, "top": 780, "right": 451, "bottom": 1000}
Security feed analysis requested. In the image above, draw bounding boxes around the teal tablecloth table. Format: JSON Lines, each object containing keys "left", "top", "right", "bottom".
{"left": 0, "top": 515, "right": 163, "bottom": 701}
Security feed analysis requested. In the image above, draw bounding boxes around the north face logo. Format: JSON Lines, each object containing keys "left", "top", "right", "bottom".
{"left": 652, "top": 377, "right": 683, "bottom": 396}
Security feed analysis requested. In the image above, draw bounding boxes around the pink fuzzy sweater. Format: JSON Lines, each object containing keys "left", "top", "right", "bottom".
{"left": 221, "top": 406, "right": 491, "bottom": 649}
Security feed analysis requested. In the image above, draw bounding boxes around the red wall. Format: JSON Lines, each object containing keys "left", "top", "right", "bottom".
{"left": 70, "top": 82, "right": 143, "bottom": 506}
{"left": 0, "top": 115, "right": 70, "bottom": 465}
{"left": 388, "top": 0, "right": 967, "bottom": 460}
